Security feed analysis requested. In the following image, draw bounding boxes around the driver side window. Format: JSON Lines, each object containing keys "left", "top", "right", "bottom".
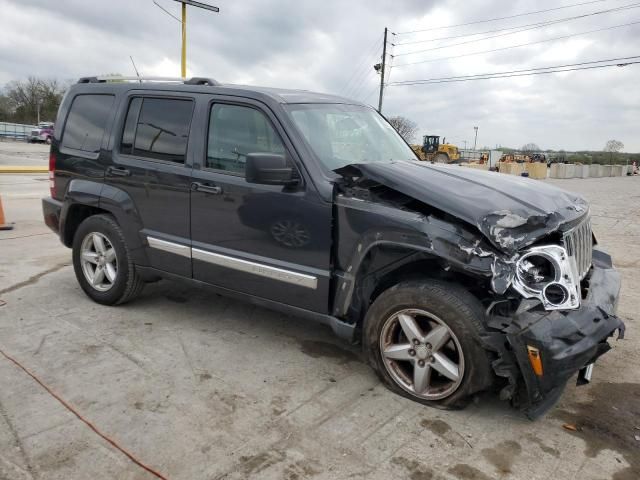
{"left": 206, "top": 104, "right": 285, "bottom": 175}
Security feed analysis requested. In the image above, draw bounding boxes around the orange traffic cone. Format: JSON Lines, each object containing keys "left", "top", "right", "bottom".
{"left": 0, "top": 195, "right": 13, "bottom": 230}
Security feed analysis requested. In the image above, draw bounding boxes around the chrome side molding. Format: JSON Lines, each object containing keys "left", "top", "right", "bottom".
{"left": 147, "top": 236, "right": 317, "bottom": 289}
{"left": 147, "top": 236, "right": 191, "bottom": 258}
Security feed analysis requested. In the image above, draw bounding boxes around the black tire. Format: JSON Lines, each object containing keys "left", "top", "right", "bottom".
{"left": 45, "top": 136, "right": 52, "bottom": 145}
{"left": 363, "top": 279, "right": 494, "bottom": 409}
{"left": 72, "top": 214, "right": 144, "bottom": 305}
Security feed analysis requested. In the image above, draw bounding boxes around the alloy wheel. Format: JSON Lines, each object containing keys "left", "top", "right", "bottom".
{"left": 80, "top": 232, "right": 118, "bottom": 292}
{"left": 379, "top": 308, "right": 465, "bottom": 400}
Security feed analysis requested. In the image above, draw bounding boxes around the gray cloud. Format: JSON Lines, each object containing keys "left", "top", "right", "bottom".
{"left": 2, "top": 0, "right": 638, "bottom": 150}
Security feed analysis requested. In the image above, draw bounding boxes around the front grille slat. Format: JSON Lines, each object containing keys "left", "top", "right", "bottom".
{"left": 563, "top": 216, "right": 592, "bottom": 280}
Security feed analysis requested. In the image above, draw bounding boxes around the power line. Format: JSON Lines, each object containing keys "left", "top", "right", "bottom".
{"left": 392, "top": 2, "right": 640, "bottom": 55}
{"left": 394, "top": 0, "right": 606, "bottom": 35}
{"left": 386, "top": 55, "right": 640, "bottom": 86}
{"left": 393, "top": 19, "right": 640, "bottom": 67}
{"left": 341, "top": 33, "right": 384, "bottom": 98}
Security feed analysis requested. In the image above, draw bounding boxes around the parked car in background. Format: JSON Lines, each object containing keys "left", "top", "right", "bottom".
{"left": 29, "top": 122, "right": 54, "bottom": 144}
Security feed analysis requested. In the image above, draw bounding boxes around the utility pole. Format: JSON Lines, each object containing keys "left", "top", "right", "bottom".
{"left": 473, "top": 126, "right": 479, "bottom": 151}
{"left": 377, "top": 27, "right": 388, "bottom": 113}
{"left": 168, "top": 0, "right": 219, "bottom": 78}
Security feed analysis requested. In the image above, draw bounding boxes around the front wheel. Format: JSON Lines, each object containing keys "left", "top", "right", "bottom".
{"left": 72, "top": 214, "right": 144, "bottom": 305}
{"left": 364, "top": 280, "right": 494, "bottom": 409}
{"left": 434, "top": 153, "right": 449, "bottom": 163}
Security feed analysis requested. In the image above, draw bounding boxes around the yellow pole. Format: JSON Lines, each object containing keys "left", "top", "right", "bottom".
{"left": 181, "top": 2, "right": 187, "bottom": 78}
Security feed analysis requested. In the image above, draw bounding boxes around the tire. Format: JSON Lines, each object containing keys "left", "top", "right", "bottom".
{"left": 434, "top": 153, "right": 449, "bottom": 163}
{"left": 45, "top": 136, "right": 52, "bottom": 145}
{"left": 363, "top": 279, "right": 494, "bottom": 409}
{"left": 72, "top": 214, "right": 144, "bottom": 305}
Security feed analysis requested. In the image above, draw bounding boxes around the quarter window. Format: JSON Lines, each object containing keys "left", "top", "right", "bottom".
{"left": 121, "top": 97, "right": 194, "bottom": 163}
{"left": 206, "top": 104, "right": 285, "bottom": 175}
{"left": 62, "top": 94, "right": 115, "bottom": 153}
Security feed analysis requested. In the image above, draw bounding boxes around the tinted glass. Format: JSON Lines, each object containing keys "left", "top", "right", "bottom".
{"left": 132, "top": 98, "right": 193, "bottom": 163}
{"left": 120, "top": 97, "right": 142, "bottom": 154}
{"left": 62, "top": 94, "right": 115, "bottom": 152}
{"left": 207, "top": 104, "right": 285, "bottom": 175}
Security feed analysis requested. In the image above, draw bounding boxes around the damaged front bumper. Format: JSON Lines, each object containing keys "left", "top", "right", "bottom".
{"left": 488, "top": 248, "right": 625, "bottom": 419}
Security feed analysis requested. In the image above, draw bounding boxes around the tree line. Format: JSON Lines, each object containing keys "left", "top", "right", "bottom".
{"left": 0, "top": 77, "right": 67, "bottom": 125}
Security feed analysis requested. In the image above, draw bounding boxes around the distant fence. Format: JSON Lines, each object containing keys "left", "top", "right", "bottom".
{"left": 0, "top": 122, "right": 36, "bottom": 141}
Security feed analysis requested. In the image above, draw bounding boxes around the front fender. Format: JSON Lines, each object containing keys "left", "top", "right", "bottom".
{"left": 332, "top": 194, "right": 514, "bottom": 319}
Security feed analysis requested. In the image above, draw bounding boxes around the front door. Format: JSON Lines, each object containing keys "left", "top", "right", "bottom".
{"left": 189, "top": 99, "right": 332, "bottom": 312}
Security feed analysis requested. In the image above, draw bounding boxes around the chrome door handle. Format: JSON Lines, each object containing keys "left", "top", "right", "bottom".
{"left": 107, "top": 166, "right": 131, "bottom": 176}
{"left": 191, "top": 182, "right": 222, "bottom": 194}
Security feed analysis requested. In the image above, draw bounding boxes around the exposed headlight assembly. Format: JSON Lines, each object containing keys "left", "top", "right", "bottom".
{"left": 512, "top": 245, "right": 580, "bottom": 310}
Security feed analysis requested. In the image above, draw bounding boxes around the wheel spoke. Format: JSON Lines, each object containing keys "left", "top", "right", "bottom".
{"left": 104, "top": 263, "right": 117, "bottom": 283}
{"left": 92, "top": 234, "right": 106, "bottom": 254}
{"left": 424, "top": 325, "right": 450, "bottom": 352}
{"left": 383, "top": 343, "right": 414, "bottom": 361}
{"left": 104, "top": 248, "right": 116, "bottom": 263}
{"left": 397, "top": 313, "right": 424, "bottom": 343}
{"left": 413, "top": 364, "right": 432, "bottom": 395}
{"left": 82, "top": 251, "right": 99, "bottom": 264}
{"left": 432, "top": 352, "right": 460, "bottom": 381}
{"left": 92, "top": 265, "right": 105, "bottom": 286}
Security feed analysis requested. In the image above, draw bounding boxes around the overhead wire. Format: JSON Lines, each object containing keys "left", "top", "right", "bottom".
{"left": 385, "top": 56, "right": 640, "bottom": 86}
{"left": 392, "top": 2, "right": 640, "bottom": 56}
{"left": 394, "top": 0, "right": 607, "bottom": 35}
{"left": 341, "top": 33, "right": 386, "bottom": 98}
{"left": 392, "top": 19, "right": 640, "bottom": 67}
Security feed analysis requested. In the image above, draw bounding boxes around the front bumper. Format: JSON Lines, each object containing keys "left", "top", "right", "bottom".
{"left": 490, "top": 248, "right": 625, "bottom": 419}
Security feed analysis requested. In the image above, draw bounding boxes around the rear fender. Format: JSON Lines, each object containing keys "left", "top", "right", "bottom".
{"left": 61, "top": 180, "right": 149, "bottom": 266}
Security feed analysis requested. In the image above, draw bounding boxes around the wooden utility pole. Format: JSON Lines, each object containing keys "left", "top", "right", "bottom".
{"left": 377, "top": 27, "right": 388, "bottom": 113}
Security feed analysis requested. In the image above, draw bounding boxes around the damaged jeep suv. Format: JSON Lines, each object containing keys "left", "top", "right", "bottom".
{"left": 42, "top": 76, "right": 624, "bottom": 418}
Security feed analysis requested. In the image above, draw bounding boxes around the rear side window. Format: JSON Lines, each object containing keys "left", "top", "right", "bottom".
{"left": 207, "top": 104, "right": 285, "bottom": 175}
{"left": 121, "top": 97, "right": 193, "bottom": 163}
{"left": 62, "top": 94, "right": 115, "bottom": 153}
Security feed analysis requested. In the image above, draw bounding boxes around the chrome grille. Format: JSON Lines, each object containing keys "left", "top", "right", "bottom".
{"left": 563, "top": 216, "right": 593, "bottom": 280}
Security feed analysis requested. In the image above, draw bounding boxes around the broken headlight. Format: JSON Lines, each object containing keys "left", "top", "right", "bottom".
{"left": 512, "top": 245, "right": 580, "bottom": 310}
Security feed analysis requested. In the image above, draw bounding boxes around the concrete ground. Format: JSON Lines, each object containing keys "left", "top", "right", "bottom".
{"left": 0, "top": 149, "right": 638, "bottom": 479}
{"left": 0, "top": 141, "right": 48, "bottom": 168}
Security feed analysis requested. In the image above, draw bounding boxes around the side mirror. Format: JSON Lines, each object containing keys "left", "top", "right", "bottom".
{"left": 245, "top": 153, "right": 297, "bottom": 186}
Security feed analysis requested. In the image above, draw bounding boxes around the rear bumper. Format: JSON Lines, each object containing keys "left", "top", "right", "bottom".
{"left": 492, "top": 248, "right": 625, "bottom": 419}
{"left": 42, "top": 197, "right": 62, "bottom": 236}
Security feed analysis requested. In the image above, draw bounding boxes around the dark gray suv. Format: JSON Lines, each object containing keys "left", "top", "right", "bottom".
{"left": 42, "top": 76, "right": 624, "bottom": 418}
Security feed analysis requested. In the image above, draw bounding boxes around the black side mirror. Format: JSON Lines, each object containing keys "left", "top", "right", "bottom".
{"left": 245, "top": 153, "right": 297, "bottom": 186}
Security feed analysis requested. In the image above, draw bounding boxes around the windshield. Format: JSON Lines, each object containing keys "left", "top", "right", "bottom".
{"left": 284, "top": 104, "right": 417, "bottom": 170}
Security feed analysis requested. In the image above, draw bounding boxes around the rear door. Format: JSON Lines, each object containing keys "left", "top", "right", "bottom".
{"left": 108, "top": 92, "right": 196, "bottom": 277}
{"left": 189, "top": 98, "right": 333, "bottom": 312}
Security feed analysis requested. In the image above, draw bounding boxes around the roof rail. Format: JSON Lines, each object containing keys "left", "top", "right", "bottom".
{"left": 77, "top": 76, "right": 221, "bottom": 85}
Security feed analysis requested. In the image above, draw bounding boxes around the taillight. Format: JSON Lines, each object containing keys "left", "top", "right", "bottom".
{"left": 49, "top": 151, "right": 56, "bottom": 198}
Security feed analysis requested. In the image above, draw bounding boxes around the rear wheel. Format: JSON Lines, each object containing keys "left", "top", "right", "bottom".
{"left": 364, "top": 280, "right": 494, "bottom": 408}
{"left": 72, "top": 214, "right": 144, "bottom": 305}
{"left": 434, "top": 153, "right": 449, "bottom": 163}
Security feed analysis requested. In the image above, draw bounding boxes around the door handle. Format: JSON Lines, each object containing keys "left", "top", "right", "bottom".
{"left": 191, "top": 182, "right": 222, "bottom": 195}
{"left": 107, "top": 166, "right": 131, "bottom": 177}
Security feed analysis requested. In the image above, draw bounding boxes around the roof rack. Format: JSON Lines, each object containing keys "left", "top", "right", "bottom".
{"left": 77, "top": 76, "right": 221, "bottom": 86}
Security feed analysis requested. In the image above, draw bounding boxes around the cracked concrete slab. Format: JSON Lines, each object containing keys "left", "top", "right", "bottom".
{"left": 0, "top": 157, "right": 638, "bottom": 479}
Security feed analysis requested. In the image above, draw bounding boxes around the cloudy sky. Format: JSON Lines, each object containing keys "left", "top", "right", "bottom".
{"left": 2, "top": 0, "right": 639, "bottom": 151}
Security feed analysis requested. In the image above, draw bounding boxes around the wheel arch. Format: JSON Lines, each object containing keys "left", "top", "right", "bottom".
{"left": 61, "top": 180, "right": 149, "bottom": 266}
{"left": 332, "top": 241, "right": 495, "bottom": 335}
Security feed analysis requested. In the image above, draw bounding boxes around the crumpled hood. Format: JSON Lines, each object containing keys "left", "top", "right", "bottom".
{"left": 344, "top": 161, "right": 589, "bottom": 254}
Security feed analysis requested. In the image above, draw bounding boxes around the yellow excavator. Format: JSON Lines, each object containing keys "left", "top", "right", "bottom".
{"left": 411, "top": 135, "right": 461, "bottom": 163}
